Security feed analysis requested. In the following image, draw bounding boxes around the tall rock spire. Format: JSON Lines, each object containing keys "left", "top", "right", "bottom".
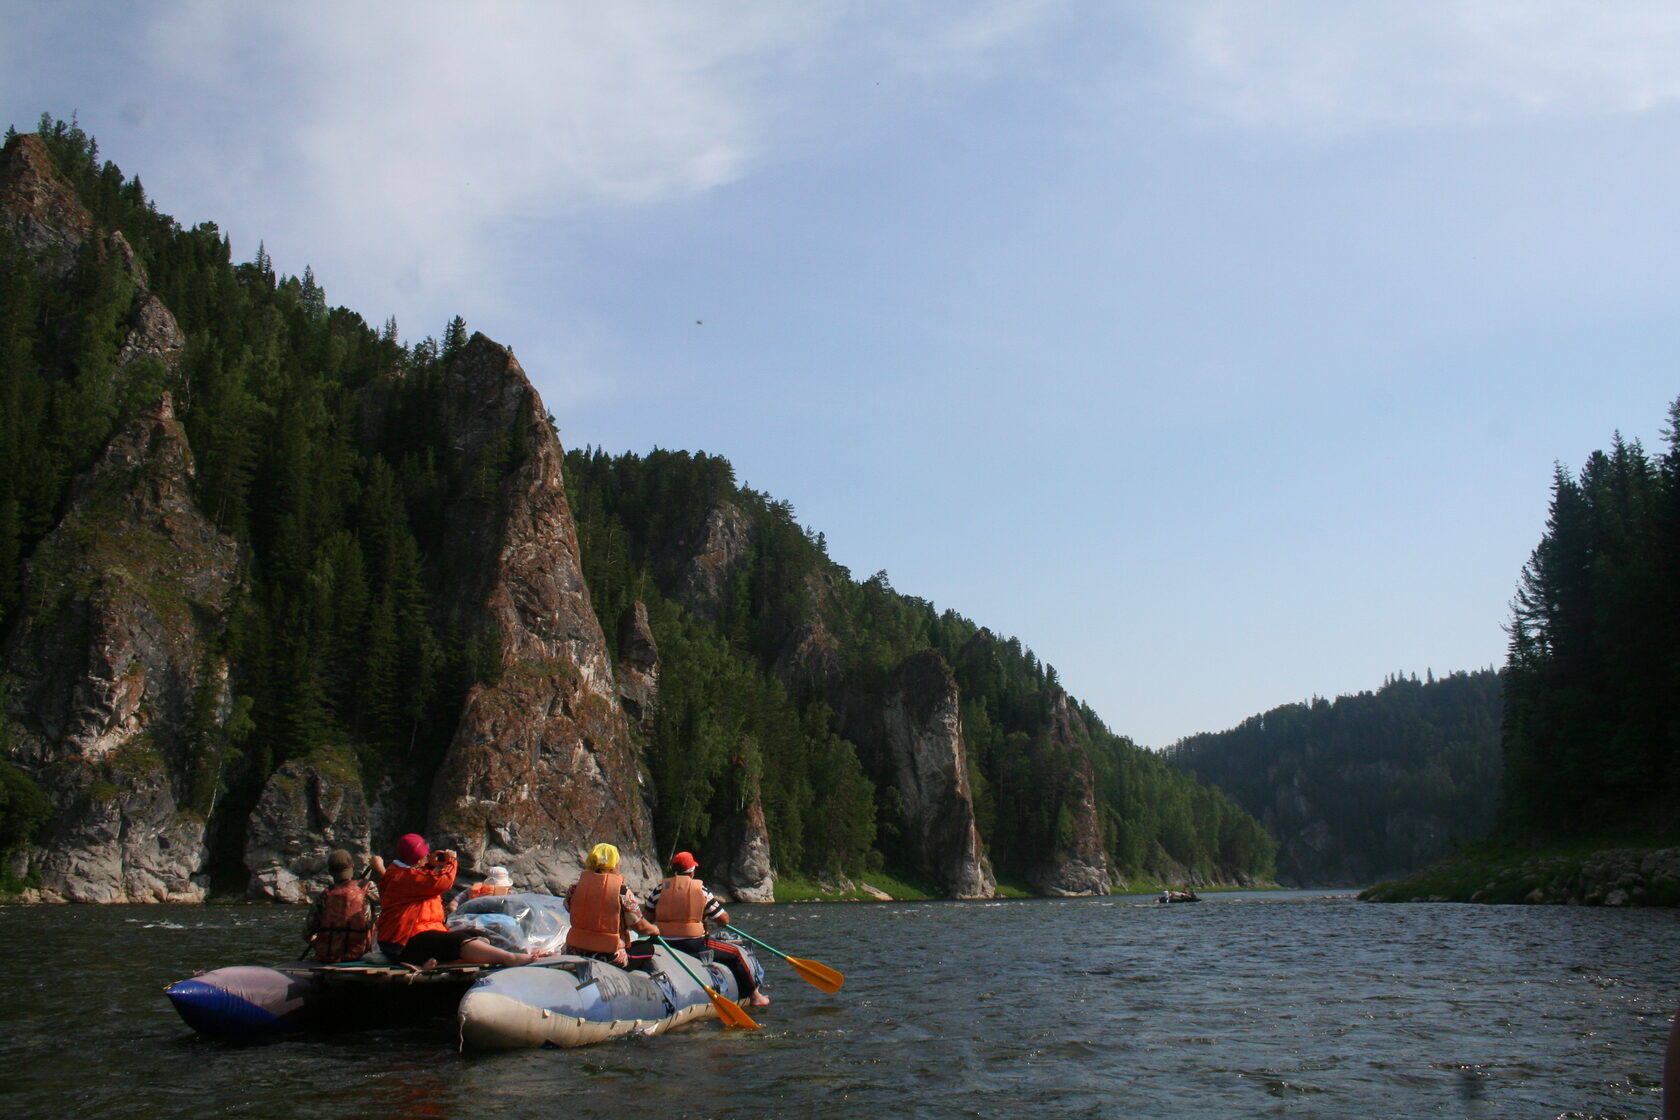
{"left": 423, "top": 334, "right": 658, "bottom": 890}
{"left": 880, "top": 650, "right": 997, "bottom": 898}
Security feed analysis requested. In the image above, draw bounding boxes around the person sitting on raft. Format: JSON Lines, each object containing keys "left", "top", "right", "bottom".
{"left": 563, "top": 842, "right": 658, "bottom": 968}
{"left": 448, "top": 864, "right": 514, "bottom": 913}
{"left": 466, "top": 865, "right": 513, "bottom": 900}
{"left": 373, "top": 834, "right": 549, "bottom": 970}
{"left": 644, "top": 850, "right": 729, "bottom": 958}
{"left": 303, "top": 849, "right": 379, "bottom": 963}
{"left": 645, "top": 850, "right": 770, "bottom": 1008}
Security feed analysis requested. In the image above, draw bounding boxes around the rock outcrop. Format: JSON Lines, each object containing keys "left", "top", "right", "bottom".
{"left": 1026, "top": 689, "right": 1113, "bottom": 897}
{"left": 0, "top": 133, "right": 93, "bottom": 276}
{"left": 108, "top": 231, "right": 184, "bottom": 370}
{"left": 2, "top": 394, "right": 240, "bottom": 901}
{"left": 878, "top": 650, "right": 995, "bottom": 898}
{"left": 419, "top": 334, "right": 658, "bottom": 892}
{"left": 243, "top": 748, "right": 375, "bottom": 902}
{"left": 615, "top": 601, "right": 659, "bottom": 738}
{"left": 674, "top": 503, "right": 753, "bottom": 623}
{"left": 701, "top": 787, "right": 777, "bottom": 903}
{"left": 0, "top": 135, "right": 183, "bottom": 376}
{"left": 1364, "top": 847, "right": 1680, "bottom": 907}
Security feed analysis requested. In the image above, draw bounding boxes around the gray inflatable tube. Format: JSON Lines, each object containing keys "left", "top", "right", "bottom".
{"left": 457, "top": 943, "right": 746, "bottom": 1050}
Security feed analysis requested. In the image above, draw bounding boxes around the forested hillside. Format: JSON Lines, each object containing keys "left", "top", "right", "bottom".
{"left": 0, "top": 117, "right": 490, "bottom": 889}
{"left": 1501, "top": 405, "right": 1680, "bottom": 845}
{"left": 1166, "top": 670, "right": 1503, "bottom": 885}
{"left": 1357, "top": 405, "right": 1680, "bottom": 905}
{"left": 563, "top": 448, "right": 1276, "bottom": 888}
{"left": 0, "top": 117, "right": 1274, "bottom": 897}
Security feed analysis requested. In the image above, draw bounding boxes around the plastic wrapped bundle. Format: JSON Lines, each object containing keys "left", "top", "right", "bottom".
{"left": 447, "top": 891, "right": 569, "bottom": 955}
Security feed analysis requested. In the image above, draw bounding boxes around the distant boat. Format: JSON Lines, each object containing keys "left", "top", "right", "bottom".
{"left": 1158, "top": 889, "right": 1201, "bottom": 904}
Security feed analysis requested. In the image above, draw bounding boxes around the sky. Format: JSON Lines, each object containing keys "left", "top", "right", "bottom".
{"left": 5, "top": 1, "right": 1679, "bottom": 749}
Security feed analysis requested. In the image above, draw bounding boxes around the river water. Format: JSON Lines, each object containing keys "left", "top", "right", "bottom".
{"left": 1, "top": 891, "right": 1674, "bottom": 1119}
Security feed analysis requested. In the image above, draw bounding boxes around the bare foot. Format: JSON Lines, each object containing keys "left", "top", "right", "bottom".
{"left": 749, "top": 991, "right": 771, "bottom": 1007}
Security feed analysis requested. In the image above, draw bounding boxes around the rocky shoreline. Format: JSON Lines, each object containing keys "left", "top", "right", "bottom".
{"left": 1360, "top": 846, "right": 1680, "bottom": 906}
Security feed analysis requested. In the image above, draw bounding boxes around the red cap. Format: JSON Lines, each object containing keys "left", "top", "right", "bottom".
{"left": 396, "top": 833, "right": 429, "bottom": 864}
{"left": 672, "top": 851, "right": 698, "bottom": 872}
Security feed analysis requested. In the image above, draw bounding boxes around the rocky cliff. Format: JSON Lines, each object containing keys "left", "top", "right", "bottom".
{"left": 877, "top": 650, "right": 996, "bottom": 898}
{"left": 2, "top": 394, "right": 240, "bottom": 900}
{"left": 699, "top": 786, "right": 777, "bottom": 903}
{"left": 674, "top": 502, "right": 753, "bottom": 624}
{"left": 0, "top": 133, "right": 93, "bottom": 276}
{"left": 665, "top": 501, "right": 1001, "bottom": 896}
{"left": 615, "top": 601, "right": 660, "bottom": 739}
{"left": 1026, "top": 689, "right": 1114, "bottom": 896}
{"left": 1, "top": 129, "right": 1263, "bottom": 904}
{"left": 243, "top": 746, "right": 376, "bottom": 902}
{"left": 0, "top": 134, "right": 184, "bottom": 371}
{"left": 415, "top": 335, "right": 659, "bottom": 892}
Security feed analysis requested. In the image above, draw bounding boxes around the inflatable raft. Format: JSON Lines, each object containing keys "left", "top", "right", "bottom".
{"left": 456, "top": 941, "right": 751, "bottom": 1049}
{"left": 164, "top": 892, "right": 763, "bottom": 1049}
{"left": 165, "top": 891, "right": 570, "bottom": 1039}
{"left": 165, "top": 960, "right": 484, "bottom": 1037}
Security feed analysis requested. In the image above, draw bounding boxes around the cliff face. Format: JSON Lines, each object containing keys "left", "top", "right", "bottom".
{"left": 0, "top": 135, "right": 183, "bottom": 373}
{"left": 700, "top": 788, "right": 776, "bottom": 903}
{"left": 107, "top": 231, "right": 185, "bottom": 370}
{"left": 0, "top": 134, "right": 93, "bottom": 275}
{"left": 674, "top": 502, "right": 753, "bottom": 624}
{"left": 2, "top": 395, "right": 240, "bottom": 900}
{"left": 1027, "top": 690, "right": 1113, "bottom": 897}
{"left": 418, "top": 335, "right": 658, "bottom": 891}
{"left": 1261, "top": 762, "right": 1457, "bottom": 887}
{"left": 878, "top": 650, "right": 996, "bottom": 898}
{"left": 615, "top": 601, "right": 659, "bottom": 739}
{"left": 243, "top": 747, "right": 376, "bottom": 902}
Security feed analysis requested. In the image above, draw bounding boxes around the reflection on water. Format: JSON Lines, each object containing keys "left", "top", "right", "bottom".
{"left": 0, "top": 892, "right": 1674, "bottom": 1119}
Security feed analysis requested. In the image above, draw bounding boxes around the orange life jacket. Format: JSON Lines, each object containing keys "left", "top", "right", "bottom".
{"left": 567, "top": 870, "right": 624, "bottom": 953}
{"left": 376, "top": 859, "right": 455, "bottom": 946}
{"left": 313, "top": 880, "right": 375, "bottom": 963}
{"left": 654, "top": 875, "right": 707, "bottom": 938}
{"left": 466, "top": 882, "right": 507, "bottom": 900}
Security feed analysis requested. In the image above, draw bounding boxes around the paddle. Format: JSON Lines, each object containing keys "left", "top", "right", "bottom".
{"left": 722, "top": 923, "right": 844, "bottom": 994}
{"left": 652, "top": 935, "right": 760, "bottom": 1030}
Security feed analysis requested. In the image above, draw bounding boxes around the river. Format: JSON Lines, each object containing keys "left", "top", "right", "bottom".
{"left": 0, "top": 891, "right": 1674, "bottom": 1119}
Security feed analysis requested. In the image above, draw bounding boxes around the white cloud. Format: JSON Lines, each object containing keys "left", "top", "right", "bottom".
{"left": 1160, "top": 0, "right": 1680, "bottom": 135}
{"left": 113, "top": 0, "right": 1064, "bottom": 336}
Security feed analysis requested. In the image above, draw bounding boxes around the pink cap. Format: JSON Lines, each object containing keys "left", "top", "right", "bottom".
{"left": 396, "top": 833, "right": 429, "bottom": 864}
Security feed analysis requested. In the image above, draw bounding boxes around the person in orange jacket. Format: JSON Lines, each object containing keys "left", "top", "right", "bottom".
{"left": 373, "top": 834, "right": 548, "bottom": 970}
{"left": 466, "top": 865, "right": 513, "bottom": 900}
{"left": 563, "top": 843, "right": 658, "bottom": 968}
{"left": 643, "top": 850, "right": 729, "bottom": 957}
{"left": 645, "top": 850, "right": 770, "bottom": 1007}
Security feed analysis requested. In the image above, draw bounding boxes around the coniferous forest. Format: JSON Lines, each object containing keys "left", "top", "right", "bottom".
{"left": 1353, "top": 405, "right": 1680, "bottom": 903}
{"left": 0, "top": 117, "right": 1275, "bottom": 894}
{"left": 1499, "top": 409, "right": 1680, "bottom": 846}
{"left": 1166, "top": 671, "right": 1504, "bottom": 885}
{"left": 562, "top": 447, "right": 1277, "bottom": 887}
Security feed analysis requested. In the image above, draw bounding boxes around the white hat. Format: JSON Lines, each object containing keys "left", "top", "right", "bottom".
{"left": 485, "top": 866, "right": 512, "bottom": 887}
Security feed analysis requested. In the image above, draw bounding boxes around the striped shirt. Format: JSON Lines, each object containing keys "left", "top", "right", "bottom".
{"left": 644, "top": 877, "right": 727, "bottom": 923}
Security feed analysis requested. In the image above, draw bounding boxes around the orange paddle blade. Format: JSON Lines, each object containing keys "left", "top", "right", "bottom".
{"left": 788, "top": 955, "right": 844, "bottom": 994}
{"left": 706, "top": 986, "right": 761, "bottom": 1030}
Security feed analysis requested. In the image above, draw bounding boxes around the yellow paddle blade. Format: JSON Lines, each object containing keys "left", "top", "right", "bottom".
{"left": 706, "top": 985, "right": 761, "bottom": 1030}
{"left": 788, "top": 955, "right": 844, "bottom": 994}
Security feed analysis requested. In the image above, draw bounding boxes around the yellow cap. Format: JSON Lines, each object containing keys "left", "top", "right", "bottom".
{"left": 586, "top": 843, "right": 620, "bottom": 872}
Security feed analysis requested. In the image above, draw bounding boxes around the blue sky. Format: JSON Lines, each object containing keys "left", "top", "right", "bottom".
{"left": 6, "top": 2, "right": 1678, "bottom": 747}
